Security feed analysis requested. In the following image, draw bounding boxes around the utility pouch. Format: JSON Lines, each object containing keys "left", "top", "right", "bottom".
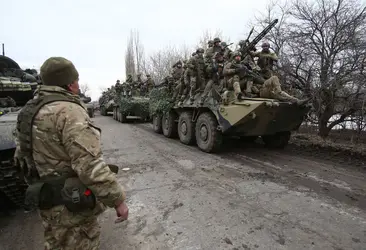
{"left": 61, "top": 177, "right": 96, "bottom": 212}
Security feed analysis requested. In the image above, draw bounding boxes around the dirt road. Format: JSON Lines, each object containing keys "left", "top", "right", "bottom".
{"left": 1, "top": 114, "right": 365, "bottom": 250}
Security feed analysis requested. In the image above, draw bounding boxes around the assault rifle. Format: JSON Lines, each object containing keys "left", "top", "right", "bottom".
{"left": 241, "top": 19, "right": 278, "bottom": 59}
{"left": 222, "top": 42, "right": 234, "bottom": 50}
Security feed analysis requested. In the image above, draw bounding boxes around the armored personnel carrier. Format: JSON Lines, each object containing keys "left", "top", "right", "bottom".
{"left": 99, "top": 89, "right": 115, "bottom": 116}
{"left": 113, "top": 92, "right": 150, "bottom": 123}
{"left": 149, "top": 85, "right": 311, "bottom": 153}
{"left": 0, "top": 54, "right": 40, "bottom": 209}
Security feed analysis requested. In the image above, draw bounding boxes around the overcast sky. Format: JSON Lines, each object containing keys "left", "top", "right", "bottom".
{"left": 1, "top": 0, "right": 271, "bottom": 101}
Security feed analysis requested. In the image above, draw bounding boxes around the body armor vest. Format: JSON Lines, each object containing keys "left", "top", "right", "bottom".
{"left": 16, "top": 93, "right": 85, "bottom": 182}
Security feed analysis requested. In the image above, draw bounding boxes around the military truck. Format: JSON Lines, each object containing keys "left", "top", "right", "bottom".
{"left": 113, "top": 94, "right": 150, "bottom": 123}
{"left": 149, "top": 84, "right": 311, "bottom": 153}
{"left": 0, "top": 53, "right": 40, "bottom": 209}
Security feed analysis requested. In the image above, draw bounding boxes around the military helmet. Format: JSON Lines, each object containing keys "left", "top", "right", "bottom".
{"left": 221, "top": 42, "right": 227, "bottom": 47}
{"left": 213, "top": 37, "right": 221, "bottom": 43}
{"left": 232, "top": 51, "right": 242, "bottom": 57}
{"left": 116, "top": 79, "right": 120, "bottom": 83}
{"left": 262, "top": 42, "right": 270, "bottom": 48}
{"left": 146, "top": 74, "right": 151, "bottom": 77}
{"left": 192, "top": 52, "right": 197, "bottom": 56}
{"left": 196, "top": 48, "right": 204, "bottom": 54}
{"left": 208, "top": 40, "right": 213, "bottom": 45}
{"left": 239, "top": 40, "right": 246, "bottom": 46}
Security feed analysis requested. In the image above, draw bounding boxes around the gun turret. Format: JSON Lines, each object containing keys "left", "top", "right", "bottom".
{"left": 241, "top": 19, "right": 278, "bottom": 58}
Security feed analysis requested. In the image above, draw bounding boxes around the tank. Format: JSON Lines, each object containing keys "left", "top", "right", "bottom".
{"left": 149, "top": 85, "right": 311, "bottom": 153}
{"left": 0, "top": 54, "right": 41, "bottom": 209}
{"left": 79, "top": 92, "right": 95, "bottom": 118}
{"left": 112, "top": 93, "right": 150, "bottom": 123}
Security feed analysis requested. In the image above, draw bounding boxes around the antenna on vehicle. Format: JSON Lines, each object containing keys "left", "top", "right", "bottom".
{"left": 2, "top": 43, "right": 4, "bottom": 56}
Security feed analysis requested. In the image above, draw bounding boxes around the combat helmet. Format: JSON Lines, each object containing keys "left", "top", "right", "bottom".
{"left": 221, "top": 42, "right": 227, "bottom": 47}
{"left": 196, "top": 48, "right": 204, "bottom": 54}
{"left": 262, "top": 42, "right": 270, "bottom": 48}
{"left": 232, "top": 50, "right": 242, "bottom": 58}
{"left": 213, "top": 37, "right": 221, "bottom": 43}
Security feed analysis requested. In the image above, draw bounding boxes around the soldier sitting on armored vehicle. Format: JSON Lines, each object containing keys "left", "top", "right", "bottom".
{"left": 223, "top": 51, "right": 248, "bottom": 100}
{"left": 250, "top": 42, "right": 278, "bottom": 80}
{"left": 115, "top": 79, "right": 123, "bottom": 96}
{"left": 200, "top": 52, "right": 226, "bottom": 105}
{"left": 205, "top": 37, "right": 222, "bottom": 64}
{"left": 171, "top": 61, "right": 184, "bottom": 102}
{"left": 189, "top": 48, "right": 206, "bottom": 103}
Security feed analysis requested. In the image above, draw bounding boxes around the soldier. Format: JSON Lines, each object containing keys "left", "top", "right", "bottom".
{"left": 145, "top": 74, "right": 155, "bottom": 93}
{"left": 250, "top": 42, "right": 278, "bottom": 79}
{"left": 124, "top": 74, "right": 133, "bottom": 96}
{"left": 200, "top": 52, "right": 226, "bottom": 104}
{"left": 171, "top": 61, "right": 184, "bottom": 101}
{"left": 205, "top": 37, "right": 222, "bottom": 63}
{"left": 14, "top": 57, "right": 128, "bottom": 250}
{"left": 241, "top": 44, "right": 261, "bottom": 97}
{"left": 189, "top": 48, "right": 206, "bottom": 103}
{"left": 208, "top": 40, "right": 214, "bottom": 48}
{"left": 221, "top": 41, "right": 233, "bottom": 61}
{"left": 223, "top": 51, "right": 248, "bottom": 100}
{"left": 115, "top": 79, "right": 122, "bottom": 96}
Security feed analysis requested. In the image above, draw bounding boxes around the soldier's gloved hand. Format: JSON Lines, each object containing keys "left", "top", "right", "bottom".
{"left": 235, "top": 68, "right": 241, "bottom": 73}
{"left": 115, "top": 201, "right": 129, "bottom": 223}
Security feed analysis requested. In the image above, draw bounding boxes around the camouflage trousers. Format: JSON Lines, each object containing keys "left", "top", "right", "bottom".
{"left": 259, "top": 76, "right": 299, "bottom": 102}
{"left": 40, "top": 203, "right": 106, "bottom": 250}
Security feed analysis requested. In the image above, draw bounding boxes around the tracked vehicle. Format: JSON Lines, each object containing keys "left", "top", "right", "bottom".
{"left": 113, "top": 92, "right": 150, "bottom": 123}
{"left": 0, "top": 52, "right": 40, "bottom": 210}
{"left": 149, "top": 85, "right": 311, "bottom": 153}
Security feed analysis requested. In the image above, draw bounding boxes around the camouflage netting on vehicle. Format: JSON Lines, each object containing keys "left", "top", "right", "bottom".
{"left": 149, "top": 86, "right": 174, "bottom": 116}
{"left": 118, "top": 96, "right": 150, "bottom": 117}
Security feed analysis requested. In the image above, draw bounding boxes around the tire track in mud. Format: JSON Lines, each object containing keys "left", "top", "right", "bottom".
{"left": 133, "top": 122, "right": 366, "bottom": 211}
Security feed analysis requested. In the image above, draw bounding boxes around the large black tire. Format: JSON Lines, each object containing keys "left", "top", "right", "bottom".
{"left": 152, "top": 115, "right": 163, "bottom": 134}
{"left": 195, "top": 112, "right": 223, "bottom": 153}
{"left": 262, "top": 131, "right": 291, "bottom": 149}
{"left": 0, "top": 149, "right": 27, "bottom": 210}
{"left": 162, "top": 111, "right": 178, "bottom": 138}
{"left": 178, "top": 111, "right": 196, "bottom": 145}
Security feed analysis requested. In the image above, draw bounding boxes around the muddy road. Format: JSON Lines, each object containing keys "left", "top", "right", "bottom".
{"left": 0, "top": 114, "right": 365, "bottom": 250}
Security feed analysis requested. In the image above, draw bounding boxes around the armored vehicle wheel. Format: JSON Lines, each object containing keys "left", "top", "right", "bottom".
{"left": 178, "top": 111, "right": 196, "bottom": 145}
{"left": 162, "top": 111, "right": 177, "bottom": 138}
{"left": 262, "top": 131, "right": 291, "bottom": 149}
{"left": 88, "top": 109, "right": 94, "bottom": 118}
{"left": 152, "top": 115, "right": 162, "bottom": 134}
{"left": 195, "top": 112, "right": 223, "bottom": 153}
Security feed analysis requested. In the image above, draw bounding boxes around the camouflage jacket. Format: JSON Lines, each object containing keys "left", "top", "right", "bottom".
{"left": 223, "top": 60, "right": 243, "bottom": 77}
{"left": 250, "top": 51, "right": 278, "bottom": 70}
{"left": 190, "top": 55, "right": 205, "bottom": 76}
{"left": 171, "top": 67, "right": 183, "bottom": 81}
{"left": 205, "top": 46, "right": 222, "bottom": 62}
{"left": 14, "top": 85, "right": 125, "bottom": 224}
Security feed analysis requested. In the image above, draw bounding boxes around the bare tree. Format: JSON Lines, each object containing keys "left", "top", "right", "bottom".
{"left": 125, "top": 32, "right": 136, "bottom": 78}
{"left": 79, "top": 83, "right": 90, "bottom": 95}
{"left": 197, "top": 29, "right": 231, "bottom": 50}
{"left": 252, "top": 0, "right": 366, "bottom": 138}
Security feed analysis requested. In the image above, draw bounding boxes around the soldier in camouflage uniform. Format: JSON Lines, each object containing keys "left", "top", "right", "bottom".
{"left": 188, "top": 48, "right": 206, "bottom": 103}
{"left": 205, "top": 37, "right": 222, "bottom": 64}
{"left": 171, "top": 61, "right": 184, "bottom": 102}
{"left": 221, "top": 42, "right": 233, "bottom": 61}
{"left": 200, "top": 52, "right": 226, "bottom": 104}
{"left": 14, "top": 57, "right": 129, "bottom": 250}
{"left": 250, "top": 42, "right": 278, "bottom": 79}
{"left": 208, "top": 40, "right": 214, "bottom": 48}
{"left": 115, "top": 79, "right": 123, "bottom": 97}
{"left": 145, "top": 74, "right": 155, "bottom": 93}
{"left": 124, "top": 74, "right": 133, "bottom": 96}
{"left": 223, "top": 51, "right": 247, "bottom": 100}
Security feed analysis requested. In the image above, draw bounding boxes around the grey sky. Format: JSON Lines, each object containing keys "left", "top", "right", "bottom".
{"left": 1, "top": 0, "right": 270, "bottom": 100}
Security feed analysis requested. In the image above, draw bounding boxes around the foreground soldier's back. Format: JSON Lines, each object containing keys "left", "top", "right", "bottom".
{"left": 14, "top": 57, "right": 128, "bottom": 250}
